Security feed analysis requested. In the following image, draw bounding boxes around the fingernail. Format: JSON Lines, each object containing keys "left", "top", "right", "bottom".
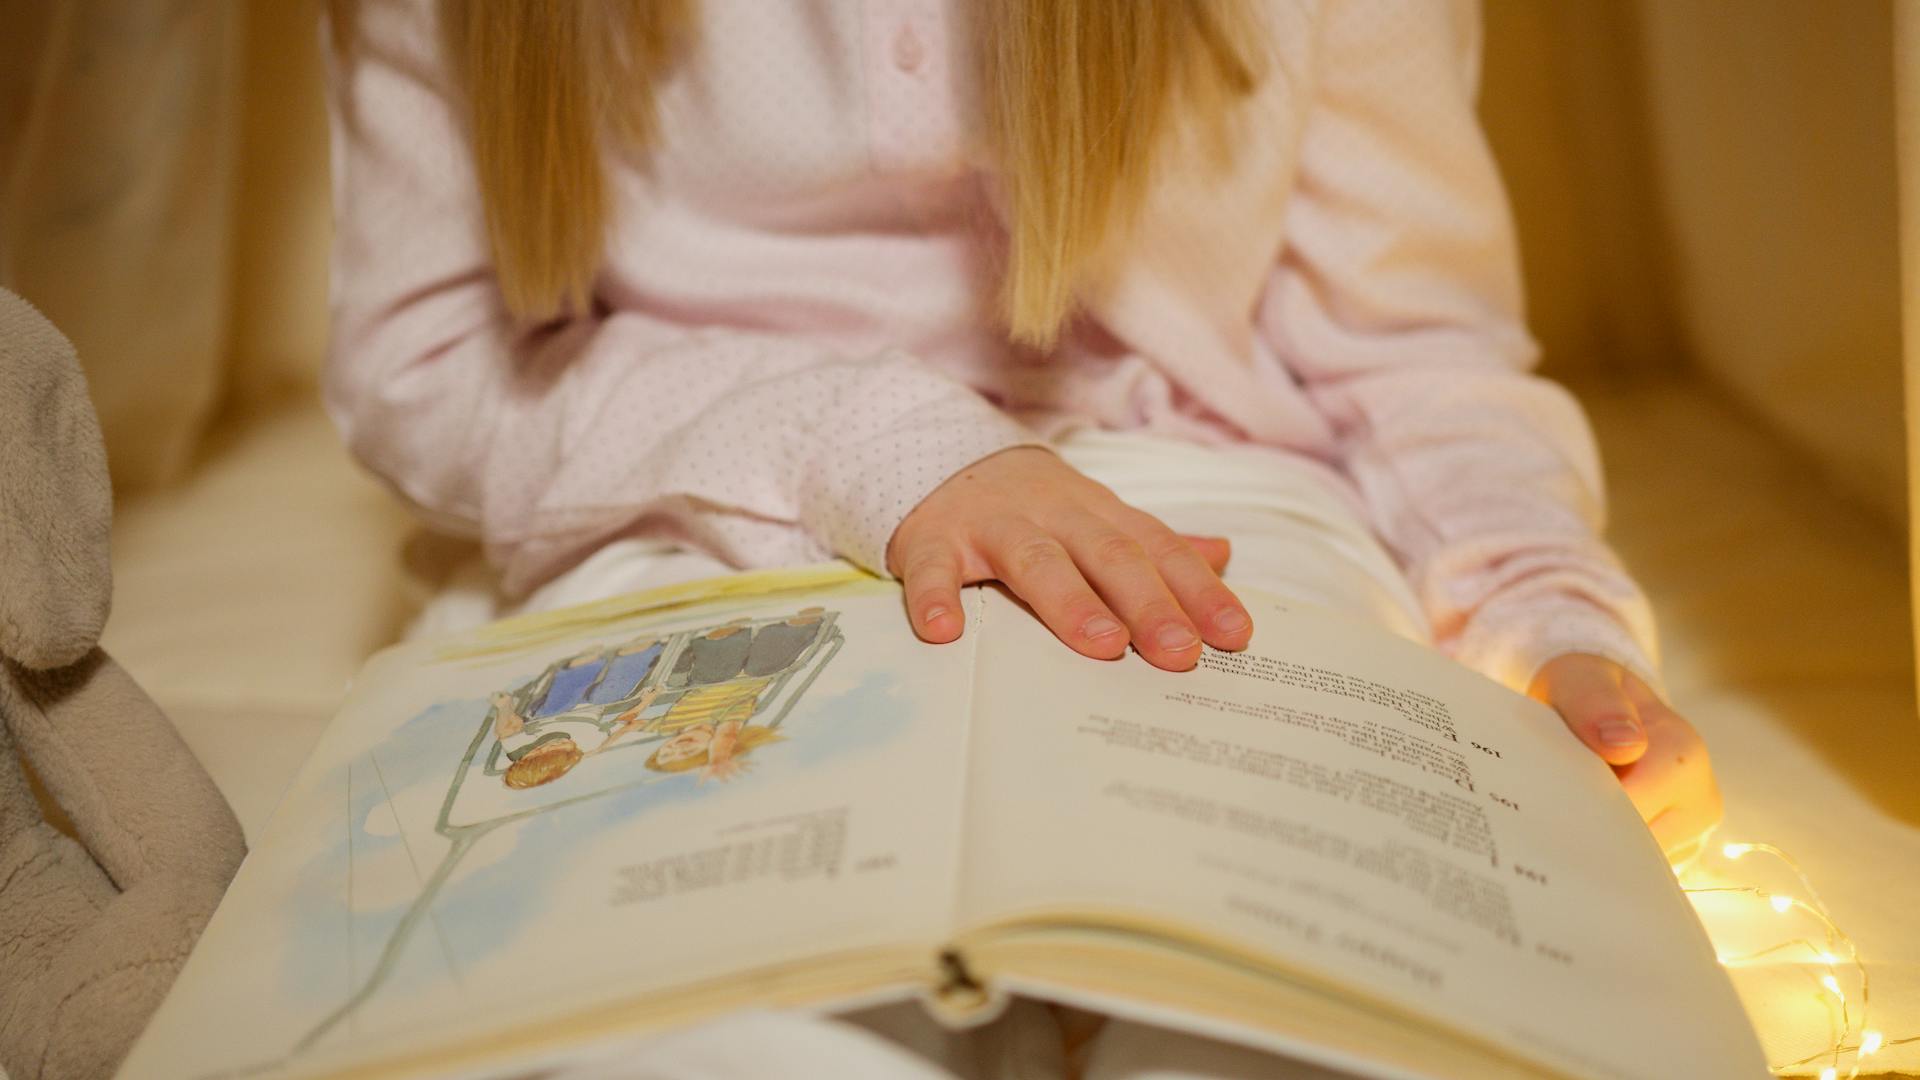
{"left": 923, "top": 606, "right": 949, "bottom": 625}
{"left": 1213, "top": 608, "right": 1249, "bottom": 634}
{"left": 1083, "top": 616, "right": 1124, "bottom": 640}
{"left": 1157, "top": 625, "right": 1200, "bottom": 652}
{"left": 1598, "top": 721, "right": 1643, "bottom": 747}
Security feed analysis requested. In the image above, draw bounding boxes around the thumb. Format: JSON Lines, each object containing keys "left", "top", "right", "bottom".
{"left": 1534, "top": 656, "right": 1648, "bottom": 766}
{"left": 1180, "top": 535, "right": 1232, "bottom": 575}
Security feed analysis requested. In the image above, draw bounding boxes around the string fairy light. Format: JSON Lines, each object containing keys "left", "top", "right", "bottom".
{"left": 1677, "top": 838, "right": 1913, "bottom": 1078}
{"left": 1781, "top": 1033, "right": 1918, "bottom": 1073}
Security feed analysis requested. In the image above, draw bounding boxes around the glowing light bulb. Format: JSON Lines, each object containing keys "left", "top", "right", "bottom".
{"left": 1769, "top": 893, "right": 1793, "bottom": 914}
{"left": 1819, "top": 951, "right": 1839, "bottom": 965}
{"left": 1862, "top": 1030, "right": 1884, "bottom": 1055}
{"left": 1821, "top": 974, "right": 1842, "bottom": 996}
{"left": 1722, "top": 842, "right": 1754, "bottom": 859}
{"left": 1820, "top": 1068, "right": 1837, "bottom": 1080}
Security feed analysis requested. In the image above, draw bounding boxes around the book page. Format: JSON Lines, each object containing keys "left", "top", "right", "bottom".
{"left": 127, "top": 570, "right": 970, "bottom": 1079}
{"left": 959, "top": 587, "right": 1766, "bottom": 1080}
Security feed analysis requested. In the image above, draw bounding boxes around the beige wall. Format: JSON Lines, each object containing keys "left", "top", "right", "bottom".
{"left": 1481, "top": 0, "right": 1680, "bottom": 379}
{"left": 1634, "top": 0, "right": 1904, "bottom": 526}
{"left": 1901, "top": 0, "right": 1920, "bottom": 665}
{"left": 1482, "top": 0, "right": 1906, "bottom": 526}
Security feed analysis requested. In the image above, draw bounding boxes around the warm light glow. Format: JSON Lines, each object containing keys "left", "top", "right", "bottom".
{"left": 1684, "top": 838, "right": 1875, "bottom": 1077}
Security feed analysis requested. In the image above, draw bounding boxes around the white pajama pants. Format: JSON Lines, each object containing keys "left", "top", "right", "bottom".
{"left": 414, "top": 429, "right": 1429, "bottom": 1080}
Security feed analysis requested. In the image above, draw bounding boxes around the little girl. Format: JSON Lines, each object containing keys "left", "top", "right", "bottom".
{"left": 324, "top": 1, "right": 1720, "bottom": 1075}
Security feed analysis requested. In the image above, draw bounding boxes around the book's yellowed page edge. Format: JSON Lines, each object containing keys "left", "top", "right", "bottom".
{"left": 956, "top": 916, "right": 1556, "bottom": 1080}
{"left": 434, "top": 563, "right": 872, "bottom": 661}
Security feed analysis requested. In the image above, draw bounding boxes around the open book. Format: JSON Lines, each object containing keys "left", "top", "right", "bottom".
{"left": 127, "top": 566, "right": 1765, "bottom": 1080}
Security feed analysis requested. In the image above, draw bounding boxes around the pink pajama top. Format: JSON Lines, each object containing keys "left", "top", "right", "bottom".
{"left": 323, "top": 0, "right": 1659, "bottom": 690}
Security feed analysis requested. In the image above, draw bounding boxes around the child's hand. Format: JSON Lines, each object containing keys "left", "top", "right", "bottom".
{"left": 887, "top": 447, "right": 1252, "bottom": 671}
{"left": 1530, "top": 654, "right": 1724, "bottom": 856}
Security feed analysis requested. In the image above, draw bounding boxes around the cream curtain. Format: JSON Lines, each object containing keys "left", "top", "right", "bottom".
{"left": 0, "top": 0, "right": 242, "bottom": 491}
{"left": 0, "top": 0, "right": 328, "bottom": 493}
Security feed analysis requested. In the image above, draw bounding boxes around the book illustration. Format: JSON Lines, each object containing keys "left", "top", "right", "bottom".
{"left": 479, "top": 607, "right": 834, "bottom": 794}
{"left": 290, "top": 606, "right": 845, "bottom": 1060}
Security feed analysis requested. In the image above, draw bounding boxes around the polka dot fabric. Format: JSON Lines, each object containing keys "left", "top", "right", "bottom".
{"left": 323, "top": 0, "right": 1659, "bottom": 689}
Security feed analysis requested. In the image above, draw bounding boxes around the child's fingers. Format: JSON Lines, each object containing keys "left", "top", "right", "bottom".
{"left": 1055, "top": 517, "right": 1203, "bottom": 671}
{"left": 979, "top": 519, "right": 1132, "bottom": 661}
{"left": 1616, "top": 697, "right": 1716, "bottom": 797}
{"left": 1540, "top": 659, "right": 1648, "bottom": 766}
{"left": 1179, "top": 535, "right": 1232, "bottom": 575}
{"left": 896, "top": 540, "right": 966, "bottom": 644}
{"left": 1130, "top": 522, "right": 1249, "bottom": 651}
{"left": 1536, "top": 659, "right": 1723, "bottom": 857}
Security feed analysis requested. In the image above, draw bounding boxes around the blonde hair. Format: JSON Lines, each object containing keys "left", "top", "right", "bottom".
{"left": 330, "top": 1, "right": 1259, "bottom": 347}
{"left": 645, "top": 725, "right": 784, "bottom": 773}
{"left": 977, "top": 0, "right": 1259, "bottom": 344}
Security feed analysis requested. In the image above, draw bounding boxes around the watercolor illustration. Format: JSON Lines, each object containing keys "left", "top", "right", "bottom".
{"left": 290, "top": 606, "right": 845, "bottom": 1055}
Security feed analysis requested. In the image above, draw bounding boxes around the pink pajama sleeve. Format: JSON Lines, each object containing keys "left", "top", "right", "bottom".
{"left": 1262, "top": 0, "right": 1659, "bottom": 690}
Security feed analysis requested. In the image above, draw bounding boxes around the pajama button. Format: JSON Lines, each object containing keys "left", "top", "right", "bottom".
{"left": 892, "top": 25, "right": 925, "bottom": 73}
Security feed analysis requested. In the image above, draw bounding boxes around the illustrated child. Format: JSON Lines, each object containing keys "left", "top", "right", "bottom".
{"left": 664, "top": 620, "right": 754, "bottom": 689}
{"left": 648, "top": 676, "right": 769, "bottom": 739}
{"left": 742, "top": 608, "right": 826, "bottom": 678}
{"left": 488, "top": 690, "right": 527, "bottom": 741}
{"left": 644, "top": 716, "right": 783, "bottom": 784}
{"left": 594, "top": 684, "right": 666, "bottom": 753}
{"left": 526, "top": 646, "right": 612, "bottom": 718}
{"left": 582, "top": 635, "right": 666, "bottom": 707}
{"left": 488, "top": 688, "right": 605, "bottom": 789}
{"left": 649, "top": 619, "right": 770, "bottom": 734}
{"left": 501, "top": 733, "right": 584, "bottom": 790}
